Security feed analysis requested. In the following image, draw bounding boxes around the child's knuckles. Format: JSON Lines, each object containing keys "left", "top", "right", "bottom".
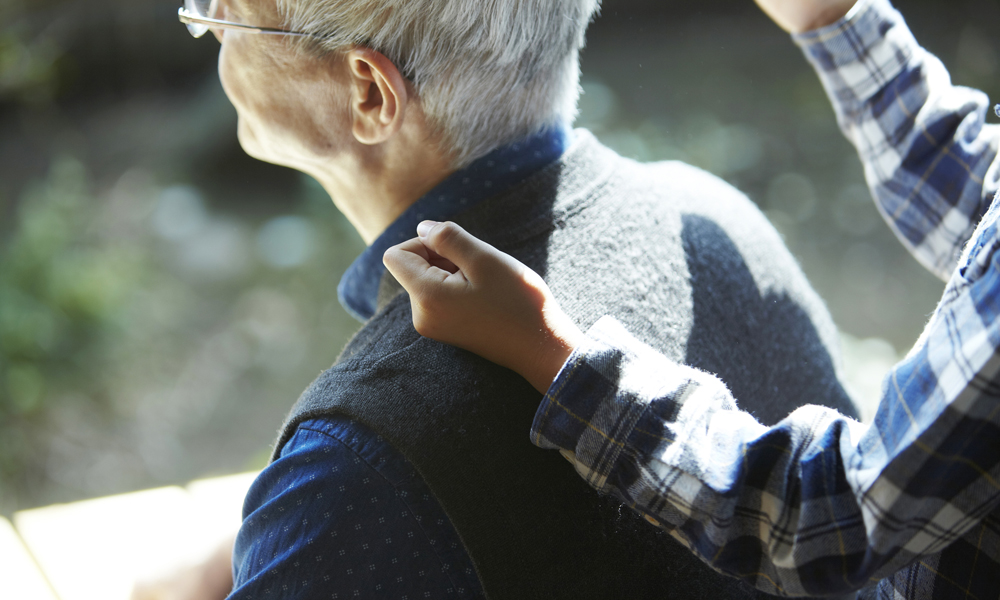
{"left": 413, "top": 275, "right": 445, "bottom": 304}
{"left": 384, "top": 259, "right": 411, "bottom": 285}
{"left": 431, "top": 221, "right": 475, "bottom": 255}
{"left": 429, "top": 221, "right": 455, "bottom": 246}
{"left": 381, "top": 247, "right": 400, "bottom": 269}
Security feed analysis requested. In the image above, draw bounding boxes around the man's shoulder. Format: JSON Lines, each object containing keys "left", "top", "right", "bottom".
{"left": 331, "top": 298, "right": 488, "bottom": 384}
{"left": 569, "top": 130, "right": 750, "bottom": 197}
{"left": 276, "top": 298, "right": 527, "bottom": 454}
{"left": 623, "top": 159, "right": 763, "bottom": 221}
{"left": 554, "top": 132, "right": 768, "bottom": 235}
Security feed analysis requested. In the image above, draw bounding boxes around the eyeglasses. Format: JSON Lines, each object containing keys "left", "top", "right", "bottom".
{"left": 177, "top": 0, "right": 319, "bottom": 39}
{"left": 178, "top": 0, "right": 412, "bottom": 78}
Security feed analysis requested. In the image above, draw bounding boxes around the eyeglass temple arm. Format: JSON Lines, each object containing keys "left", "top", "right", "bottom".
{"left": 177, "top": 8, "right": 316, "bottom": 37}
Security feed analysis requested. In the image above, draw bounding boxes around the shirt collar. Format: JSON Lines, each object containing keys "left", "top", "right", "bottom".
{"left": 338, "top": 126, "right": 571, "bottom": 321}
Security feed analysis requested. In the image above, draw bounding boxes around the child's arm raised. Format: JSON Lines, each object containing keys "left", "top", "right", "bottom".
{"left": 382, "top": 220, "right": 584, "bottom": 394}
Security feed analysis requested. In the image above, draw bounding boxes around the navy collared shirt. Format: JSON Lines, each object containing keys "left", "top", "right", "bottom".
{"left": 338, "top": 127, "right": 571, "bottom": 321}
{"left": 230, "top": 127, "right": 569, "bottom": 599}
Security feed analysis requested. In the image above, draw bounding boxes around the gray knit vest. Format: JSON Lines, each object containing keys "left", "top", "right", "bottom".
{"left": 275, "top": 132, "right": 858, "bottom": 600}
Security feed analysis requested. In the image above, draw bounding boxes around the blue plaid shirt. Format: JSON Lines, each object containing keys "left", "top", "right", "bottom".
{"left": 531, "top": 1, "right": 1000, "bottom": 598}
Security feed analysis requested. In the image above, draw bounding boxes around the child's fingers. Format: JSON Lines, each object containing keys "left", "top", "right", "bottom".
{"left": 384, "top": 238, "right": 473, "bottom": 340}
{"left": 416, "top": 221, "right": 496, "bottom": 279}
{"left": 426, "top": 252, "right": 459, "bottom": 274}
{"left": 383, "top": 238, "right": 452, "bottom": 293}
{"left": 387, "top": 234, "right": 459, "bottom": 274}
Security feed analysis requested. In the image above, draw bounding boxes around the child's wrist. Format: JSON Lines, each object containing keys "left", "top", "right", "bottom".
{"left": 525, "top": 313, "right": 584, "bottom": 394}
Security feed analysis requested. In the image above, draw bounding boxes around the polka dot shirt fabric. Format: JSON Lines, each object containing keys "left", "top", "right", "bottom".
{"left": 231, "top": 417, "right": 485, "bottom": 599}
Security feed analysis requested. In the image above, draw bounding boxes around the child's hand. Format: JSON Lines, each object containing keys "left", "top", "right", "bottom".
{"left": 383, "top": 220, "right": 584, "bottom": 394}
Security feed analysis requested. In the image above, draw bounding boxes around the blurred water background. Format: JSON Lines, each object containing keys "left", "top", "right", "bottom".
{"left": 1, "top": 0, "right": 998, "bottom": 516}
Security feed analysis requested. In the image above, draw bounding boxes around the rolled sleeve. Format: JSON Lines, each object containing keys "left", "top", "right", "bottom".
{"left": 530, "top": 316, "right": 733, "bottom": 494}
{"left": 794, "top": 0, "right": 917, "bottom": 117}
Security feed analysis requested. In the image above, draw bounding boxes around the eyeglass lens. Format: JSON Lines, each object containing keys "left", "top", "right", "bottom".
{"left": 183, "top": 0, "right": 220, "bottom": 38}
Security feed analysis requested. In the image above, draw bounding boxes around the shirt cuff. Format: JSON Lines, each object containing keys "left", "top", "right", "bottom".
{"left": 793, "top": 0, "right": 920, "bottom": 113}
{"left": 529, "top": 316, "right": 695, "bottom": 492}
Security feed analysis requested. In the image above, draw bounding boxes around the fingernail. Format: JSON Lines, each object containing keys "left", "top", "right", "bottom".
{"left": 417, "top": 220, "right": 438, "bottom": 238}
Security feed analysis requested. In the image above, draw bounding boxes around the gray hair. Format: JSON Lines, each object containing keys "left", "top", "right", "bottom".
{"left": 277, "top": 0, "right": 601, "bottom": 167}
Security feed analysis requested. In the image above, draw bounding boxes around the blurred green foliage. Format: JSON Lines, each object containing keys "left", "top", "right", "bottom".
{"left": 0, "top": 157, "right": 148, "bottom": 497}
{"left": 0, "top": 27, "right": 61, "bottom": 103}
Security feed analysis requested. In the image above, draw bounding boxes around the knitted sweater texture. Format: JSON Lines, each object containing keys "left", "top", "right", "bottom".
{"left": 274, "top": 132, "right": 857, "bottom": 599}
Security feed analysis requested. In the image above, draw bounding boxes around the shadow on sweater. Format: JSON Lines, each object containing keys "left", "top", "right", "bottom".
{"left": 682, "top": 214, "right": 859, "bottom": 424}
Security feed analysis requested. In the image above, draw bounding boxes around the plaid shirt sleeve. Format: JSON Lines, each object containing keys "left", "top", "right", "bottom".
{"left": 794, "top": 0, "right": 1000, "bottom": 281}
{"left": 530, "top": 1, "right": 1000, "bottom": 597}
{"left": 531, "top": 208, "right": 1000, "bottom": 595}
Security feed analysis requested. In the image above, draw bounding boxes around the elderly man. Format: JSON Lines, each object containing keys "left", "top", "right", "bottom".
{"left": 176, "top": 0, "right": 860, "bottom": 598}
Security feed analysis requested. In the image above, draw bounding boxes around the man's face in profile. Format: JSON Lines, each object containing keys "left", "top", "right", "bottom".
{"left": 212, "top": 0, "right": 353, "bottom": 172}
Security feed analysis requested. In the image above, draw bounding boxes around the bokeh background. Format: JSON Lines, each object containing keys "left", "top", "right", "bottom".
{"left": 2, "top": 0, "right": 998, "bottom": 516}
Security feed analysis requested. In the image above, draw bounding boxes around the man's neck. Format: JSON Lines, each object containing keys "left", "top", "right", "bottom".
{"left": 313, "top": 141, "right": 455, "bottom": 245}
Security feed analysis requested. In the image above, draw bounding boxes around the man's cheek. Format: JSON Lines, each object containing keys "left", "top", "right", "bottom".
{"left": 217, "top": 42, "right": 261, "bottom": 111}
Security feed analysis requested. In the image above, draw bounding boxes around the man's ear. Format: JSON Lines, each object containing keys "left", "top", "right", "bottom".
{"left": 347, "top": 48, "right": 409, "bottom": 145}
